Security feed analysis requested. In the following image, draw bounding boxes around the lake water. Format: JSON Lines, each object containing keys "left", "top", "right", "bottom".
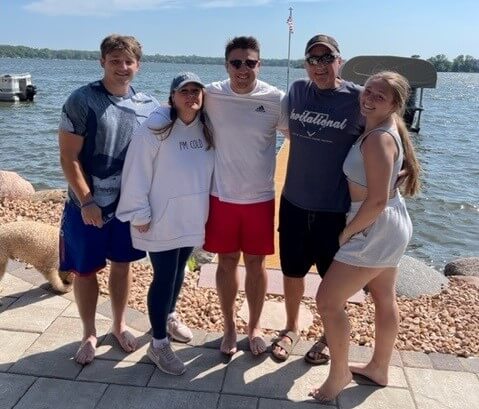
{"left": 0, "top": 58, "right": 478, "bottom": 270}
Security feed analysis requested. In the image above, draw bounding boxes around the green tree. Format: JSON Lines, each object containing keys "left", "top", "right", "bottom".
{"left": 427, "top": 54, "right": 452, "bottom": 72}
{"left": 452, "top": 55, "right": 477, "bottom": 72}
{"left": 451, "top": 55, "right": 465, "bottom": 72}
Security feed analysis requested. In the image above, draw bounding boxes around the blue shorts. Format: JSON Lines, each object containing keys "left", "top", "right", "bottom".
{"left": 59, "top": 200, "right": 145, "bottom": 276}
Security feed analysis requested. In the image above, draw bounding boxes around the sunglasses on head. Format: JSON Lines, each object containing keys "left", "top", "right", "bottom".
{"left": 305, "top": 53, "right": 338, "bottom": 66}
{"left": 228, "top": 59, "right": 259, "bottom": 69}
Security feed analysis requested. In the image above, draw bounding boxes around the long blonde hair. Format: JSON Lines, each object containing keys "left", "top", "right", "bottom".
{"left": 367, "top": 71, "right": 421, "bottom": 196}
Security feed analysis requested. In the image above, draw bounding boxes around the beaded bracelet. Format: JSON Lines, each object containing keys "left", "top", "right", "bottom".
{"left": 80, "top": 199, "right": 96, "bottom": 209}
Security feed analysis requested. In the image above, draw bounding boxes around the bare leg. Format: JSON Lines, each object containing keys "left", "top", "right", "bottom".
{"left": 216, "top": 252, "right": 240, "bottom": 355}
{"left": 310, "top": 261, "right": 381, "bottom": 402}
{"left": 350, "top": 267, "right": 398, "bottom": 386}
{"left": 244, "top": 253, "right": 267, "bottom": 355}
{"left": 73, "top": 273, "right": 99, "bottom": 365}
{"left": 271, "top": 275, "right": 304, "bottom": 359}
{"left": 109, "top": 261, "right": 136, "bottom": 352}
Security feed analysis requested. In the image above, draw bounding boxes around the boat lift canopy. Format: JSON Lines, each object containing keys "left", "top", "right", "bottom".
{"left": 340, "top": 56, "right": 437, "bottom": 88}
{"left": 340, "top": 56, "right": 437, "bottom": 132}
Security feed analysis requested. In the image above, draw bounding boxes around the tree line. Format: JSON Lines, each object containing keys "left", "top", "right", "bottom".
{"left": 0, "top": 44, "right": 300, "bottom": 67}
{"left": 425, "top": 54, "right": 478, "bottom": 73}
{"left": 1, "top": 45, "right": 478, "bottom": 72}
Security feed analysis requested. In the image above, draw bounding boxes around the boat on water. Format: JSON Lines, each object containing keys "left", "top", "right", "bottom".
{"left": 0, "top": 73, "right": 37, "bottom": 102}
{"left": 340, "top": 56, "right": 437, "bottom": 133}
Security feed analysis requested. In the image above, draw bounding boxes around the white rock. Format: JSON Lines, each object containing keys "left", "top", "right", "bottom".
{"left": 0, "top": 170, "right": 34, "bottom": 199}
{"left": 397, "top": 255, "right": 448, "bottom": 298}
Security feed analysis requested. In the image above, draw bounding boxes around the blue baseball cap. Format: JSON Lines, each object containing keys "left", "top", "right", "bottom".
{"left": 170, "top": 72, "right": 205, "bottom": 93}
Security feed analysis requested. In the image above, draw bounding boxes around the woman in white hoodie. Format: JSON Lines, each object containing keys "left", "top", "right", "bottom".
{"left": 116, "top": 72, "right": 214, "bottom": 375}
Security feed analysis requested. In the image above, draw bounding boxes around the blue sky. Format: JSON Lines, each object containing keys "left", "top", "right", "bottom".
{"left": 1, "top": 0, "right": 477, "bottom": 60}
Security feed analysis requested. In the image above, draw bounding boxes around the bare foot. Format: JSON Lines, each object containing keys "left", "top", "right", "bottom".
{"left": 220, "top": 331, "right": 237, "bottom": 355}
{"left": 112, "top": 330, "right": 137, "bottom": 353}
{"left": 75, "top": 335, "right": 97, "bottom": 365}
{"left": 249, "top": 327, "right": 267, "bottom": 356}
{"left": 249, "top": 336, "right": 267, "bottom": 356}
{"left": 309, "top": 371, "right": 352, "bottom": 402}
{"left": 350, "top": 363, "right": 388, "bottom": 386}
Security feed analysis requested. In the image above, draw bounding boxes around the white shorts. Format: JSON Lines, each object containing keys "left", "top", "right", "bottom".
{"left": 334, "top": 194, "right": 412, "bottom": 268}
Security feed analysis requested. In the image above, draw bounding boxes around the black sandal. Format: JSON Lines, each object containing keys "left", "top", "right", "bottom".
{"left": 304, "top": 336, "right": 330, "bottom": 365}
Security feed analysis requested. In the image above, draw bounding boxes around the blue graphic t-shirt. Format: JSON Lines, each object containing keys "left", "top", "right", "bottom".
{"left": 283, "top": 79, "right": 364, "bottom": 212}
{"left": 59, "top": 80, "right": 159, "bottom": 221}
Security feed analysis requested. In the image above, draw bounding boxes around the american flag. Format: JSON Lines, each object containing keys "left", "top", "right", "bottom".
{"left": 286, "top": 15, "right": 294, "bottom": 34}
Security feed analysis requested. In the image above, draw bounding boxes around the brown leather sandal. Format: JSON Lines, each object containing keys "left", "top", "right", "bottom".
{"left": 304, "top": 335, "right": 330, "bottom": 365}
{"left": 271, "top": 330, "right": 300, "bottom": 362}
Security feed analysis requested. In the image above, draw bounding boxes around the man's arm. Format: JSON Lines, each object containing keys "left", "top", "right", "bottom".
{"left": 59, "top": 130, "right": 103, "bottom": 228}
{"left": 277, "top": 92, "right": 290, "bottom": 139}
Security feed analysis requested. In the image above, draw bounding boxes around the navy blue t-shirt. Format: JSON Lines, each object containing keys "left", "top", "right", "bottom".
{"left": 282, "top": 79, "right": 364, "bottom": 212}
{"left": 59, "top": 81, "right": 159, "bottom": 221}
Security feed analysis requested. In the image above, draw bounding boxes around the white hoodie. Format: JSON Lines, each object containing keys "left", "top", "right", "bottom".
{"left": 116, "top": 106, "right": 214, "bottom": 252}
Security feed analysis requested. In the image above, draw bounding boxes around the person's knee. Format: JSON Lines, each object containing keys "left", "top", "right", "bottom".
{"left": 315, "top": 291, "right": 343, "bottom": 316}
{"left": 74, "top": 271, "right": 98, "bottom": 283}
{"left": 283, "top": 275, "right": 304, "bottom": 285}
{"left": 110, "top": 261, "right": 130, "bottom": 277}
{"left": 369, "top": 287, "right": 396, "bottom": 306}
{"left": 243, "top": 254, "right": 265, "bottom": 272}
{"left": 218, "top": 252, "right": 240, "bottom": 273}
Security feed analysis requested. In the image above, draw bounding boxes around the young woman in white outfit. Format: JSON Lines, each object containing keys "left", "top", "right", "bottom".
{"left": 310, "top": 71, "right": 421, "bottom": 401}
{"left": 116, "top": 72, "right": 214, "bottom": 375}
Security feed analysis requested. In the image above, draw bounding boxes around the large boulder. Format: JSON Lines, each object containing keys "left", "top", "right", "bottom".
{"left": 31, "top": 189, "right": 67, "bottom": 203}
{"left": 0, "top": 171, "right": 34, "bottom": 199}
{"left": 450, "top": 275, "right": 479, "bottom": 289}
{"left": 444, "top": 257, "right": 479, "bottom": 277}
{"left": 396, "top": 255, "right": 448, "bottom": 298}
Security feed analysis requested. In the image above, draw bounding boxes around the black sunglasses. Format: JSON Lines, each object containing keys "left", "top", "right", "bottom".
{"left": 305, "top": 53, "right": 338, "bottom": 66}
{"left": 228, "top": 59, "right": 259, "bottom": 69}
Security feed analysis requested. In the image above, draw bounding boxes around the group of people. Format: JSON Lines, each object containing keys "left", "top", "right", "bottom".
{"left": 58, "top": 33, "right": 420, "bottom": 401}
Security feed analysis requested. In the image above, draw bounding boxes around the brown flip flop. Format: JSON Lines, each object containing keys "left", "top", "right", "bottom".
{"left": 304, "top": 336, "right": 330, "bottom": 365}
{"left": 271, "top": 330, "right": 300, "bottom": 362}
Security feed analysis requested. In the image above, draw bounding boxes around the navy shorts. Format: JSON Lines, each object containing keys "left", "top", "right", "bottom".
{"left": 59, "top": 200, "right": 145, "bottom": 276}
{"left": 279, "top": 195, "right": 346, "bottom": 278}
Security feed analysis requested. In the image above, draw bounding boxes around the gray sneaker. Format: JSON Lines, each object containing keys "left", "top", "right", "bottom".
{"left": 147, "top": 341, "right": 185, "bottom": 375}
{"left": 167, "top": 316, "right": 193, "bottom": 343}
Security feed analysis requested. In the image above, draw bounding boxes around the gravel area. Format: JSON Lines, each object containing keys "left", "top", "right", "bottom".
{"left": 1, "top": 196, "right": 478, "bottom": 357}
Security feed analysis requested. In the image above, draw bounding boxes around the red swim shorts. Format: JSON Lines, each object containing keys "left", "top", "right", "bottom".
{"left": 203, "top": 196, "right": 274, "bottom": 255}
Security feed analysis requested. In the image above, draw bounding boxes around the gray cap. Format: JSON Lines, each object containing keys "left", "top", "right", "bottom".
{"left": 305, "top": 34, "right": 340, "bottom": 55}
{"left": 170, "top": 72, "right": 205, "bottom": 93}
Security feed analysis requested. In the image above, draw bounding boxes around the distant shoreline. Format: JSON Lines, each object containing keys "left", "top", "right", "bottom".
{"left": 0, "top": 46, "right": 301, "bottom": 68}
{"left": 2, "top": 44, "right": 478, "bottom": 72}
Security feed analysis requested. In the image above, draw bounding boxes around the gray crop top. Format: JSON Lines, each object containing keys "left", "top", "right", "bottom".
{"left": 343, "top": 126, "right": 404, "bottom": 189}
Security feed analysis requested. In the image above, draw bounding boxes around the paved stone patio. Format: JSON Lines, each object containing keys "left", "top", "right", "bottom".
{"left": 1, "top": 262, "right": 479, "bottom": 409}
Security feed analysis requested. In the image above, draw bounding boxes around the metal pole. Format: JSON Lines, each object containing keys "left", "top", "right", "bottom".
{"left": 286, "top": 7, "right": 293, "bottom": 91}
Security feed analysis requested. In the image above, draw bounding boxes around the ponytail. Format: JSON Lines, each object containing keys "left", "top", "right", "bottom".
{"left": 395, "top": 113, "right": 421, "bottom": 196}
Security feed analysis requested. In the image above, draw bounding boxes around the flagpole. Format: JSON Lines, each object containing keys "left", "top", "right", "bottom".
{"left": 286, "top": 7, "right": 293, "bottom": 91}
